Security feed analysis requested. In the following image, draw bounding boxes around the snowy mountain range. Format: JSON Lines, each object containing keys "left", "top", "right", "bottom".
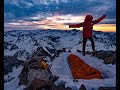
{"left": 4, "top": 30, "right": 116, "bottom": 90}
{"left": 4, "top": 30, "right": 116, "bottom": 60}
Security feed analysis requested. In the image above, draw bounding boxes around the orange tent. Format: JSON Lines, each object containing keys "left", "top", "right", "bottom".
{"left": 68, "top": 54, "right": 103, "bottom": 79}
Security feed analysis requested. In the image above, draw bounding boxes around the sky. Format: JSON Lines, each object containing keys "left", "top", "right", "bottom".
{"left": 4, "top": 0, "right": 116, "bottom": 32}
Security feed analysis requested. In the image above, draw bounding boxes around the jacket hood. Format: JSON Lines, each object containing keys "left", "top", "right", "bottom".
{"left": 84, "top": 15, "right": 93, "bottom": 22}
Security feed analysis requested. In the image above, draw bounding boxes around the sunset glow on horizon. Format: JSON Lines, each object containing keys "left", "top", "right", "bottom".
{"left": 4, "top": 0, "right": 116, "bottom": 32}
{"left": 4, "top": 14, "right": 116, "bottom": 32}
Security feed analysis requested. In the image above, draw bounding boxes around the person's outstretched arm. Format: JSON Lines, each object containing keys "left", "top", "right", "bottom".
{"left": 69, "top": 23, "right": 83, "bottom": 28}
{"left": 92, "top": 14, "right": 106, "bottom": 24}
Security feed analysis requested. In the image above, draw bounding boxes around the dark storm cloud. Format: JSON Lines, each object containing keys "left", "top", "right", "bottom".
{"left": 4, "top": 0, "right": 116, "bottom": 24}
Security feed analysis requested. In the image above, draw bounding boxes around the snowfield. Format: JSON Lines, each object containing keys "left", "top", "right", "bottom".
{"left": 4, "top": 30, "right": 116, "bottom": 58}
{"left": 4, "top": 30, "right": 116, "bottom": 90}
{"left": 4, "top": 65, "right": 26, "bottom": 90}
{"left": 51, "top": 52, "right": 116, "bottom": 90}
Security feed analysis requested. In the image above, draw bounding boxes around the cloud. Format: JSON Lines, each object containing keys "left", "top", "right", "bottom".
{"left": 4, "top": 0, "right": 116, "bottom": 31}
{"left": 102, "top": 19, "right": 116, "bottom": 24}
{"left": 5, "top": 14, "right": 115, "bottom": 31}
{"left": 4, "top": 0, "right": 70, "bottom": 6}
{"left": 4, "top": 0, "right": 116, "bottom": 19}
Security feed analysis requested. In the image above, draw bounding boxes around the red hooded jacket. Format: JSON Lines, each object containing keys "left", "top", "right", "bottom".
{"left": 69, "top": 15, "right": 106, "bottom": 38}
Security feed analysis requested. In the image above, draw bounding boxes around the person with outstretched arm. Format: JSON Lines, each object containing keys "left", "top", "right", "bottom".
{"left": 69, "top": 14, "right": 106, "bottom": 56}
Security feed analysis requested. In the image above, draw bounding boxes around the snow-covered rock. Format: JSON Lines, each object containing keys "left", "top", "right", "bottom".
{"left": 4, "top": 30, "right": 116, "bottom": 58}
{"left": 4, "top": 30, "right": 116, "bottom": 90}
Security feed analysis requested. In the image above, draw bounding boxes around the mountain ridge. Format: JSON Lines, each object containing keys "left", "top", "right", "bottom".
{"left": 4, "top": 29, "right": 116, "bottom": 58}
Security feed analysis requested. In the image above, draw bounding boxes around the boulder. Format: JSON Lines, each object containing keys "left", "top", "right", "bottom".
{"left": 4, "top": 56, "right": 24, "bottom": 75}
{"left": 53, "top": 85, "right": 72, "bottom": 90}
{"left": 79, "top": 84, "right": 86, "bottom": 90}
{"left": 33, "top": 78, "right": 52, "bottom": 90}
{"left": 27, "top": 69, "right": 51, "bottom": 85}
{"left": 104, "top": 56, "right": 116, "bottom": 64}
{"left": 19, "top": 67, "right": 29, "bottom": 85}
{"left": 98, "top": 87, "right": 116, "bottom": 90}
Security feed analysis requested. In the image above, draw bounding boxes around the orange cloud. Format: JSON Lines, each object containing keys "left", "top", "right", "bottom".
{"left": 4, "top": 14, "right": 116, "bottom": 32}
{"left": 35, "top": 15, "right": 116, "bottom": 32}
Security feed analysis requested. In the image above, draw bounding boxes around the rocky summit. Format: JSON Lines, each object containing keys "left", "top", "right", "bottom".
{"left": 4, "top": 30, "right": 116, "bottom": 90}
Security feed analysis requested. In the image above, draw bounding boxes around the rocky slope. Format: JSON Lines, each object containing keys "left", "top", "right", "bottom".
{"left": 4, "top": 30, "right": 116, "bottom": 90}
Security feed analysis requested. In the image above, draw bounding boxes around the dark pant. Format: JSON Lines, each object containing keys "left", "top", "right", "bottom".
{"left": 82, "top": 37, "right": 95, "bottom": 53}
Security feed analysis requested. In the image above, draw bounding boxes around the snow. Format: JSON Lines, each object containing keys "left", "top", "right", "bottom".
{"left": 55, "top": 77, "right": 116, "bottom": 90}
{"left": 75, "top": 40, "right": 116, "bottom": 52}
{"left": 17, "top": 56, "right": 27, "bottom": 61}
{"left": 42, "top": 45, "right": 54, "bottom": 57}
{"left": 51, "top": 52, "right": 116, "bottom": 90}
{"left": 4, "top": 30, "right": 116, "bottom": 57}
{"left": 4, "top": 49, "right": 19, "bottom": 56}
{"left": 4, "top": 30, "right": 116, "bottom": 90}
{"left": 4, "top": 78, "right": 20, "bottom": 90}
{"left": 4, "top": 65, "right": 23, "bottom": 80}
{"left": 4, "top": 65, "right": 27, "bottom": 90}
{"left": 16, "top": 85, "right": 26, "bottom": 90}
{"left": 51, "top": 52, "right": 73, "bottom": 79}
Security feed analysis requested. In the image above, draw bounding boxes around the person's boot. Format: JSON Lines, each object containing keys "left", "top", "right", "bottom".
{"left": 82, "top": 52, "right": 85, "bottom": 56}
{"left": 92, "top": 50, "right": 97, "bottom": 56}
